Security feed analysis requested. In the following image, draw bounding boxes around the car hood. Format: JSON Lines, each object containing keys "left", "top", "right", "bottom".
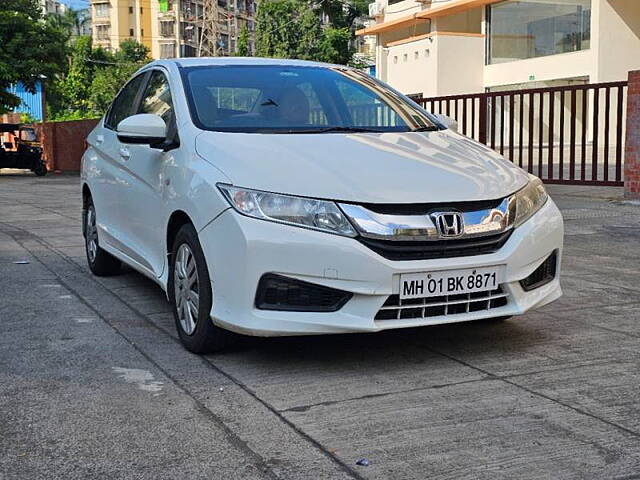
{"left": 195, "top": 129, "right": 529, "bottom": 204}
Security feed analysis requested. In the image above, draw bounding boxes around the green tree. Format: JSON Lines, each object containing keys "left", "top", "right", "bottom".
{"left": 46, "top": 7, "right": 87, "bottom": 39}
{"left": 49, "top": 38, "right": 150, "bottom": 120}
{"left": 86, "top": 40, "right": 151, "bottom": 116}
{"left": 63, "top": 8, "right": 88, "bottom": 37}
{"left": 255, "top": 0, "right": 301, "bottom": 59}
{"left": 295, "top": 6, "right": 323, "bottom": 60}
{"left": 0, "top": 0, "right": 68, "bottom": 114}
{"left": 58, "top": 35, "right": 94, "bottom": 114}
{"left": 236, "top": 25, "right": 250, "bottom": 56}
{"left": 116, "top": 39, "right": 150, "bottom": 64}
{"left": 255, "top": 0, "right": 356, "bottom": 65}
{"left": 316, "top": 27, "right": 351, "bottom": 65}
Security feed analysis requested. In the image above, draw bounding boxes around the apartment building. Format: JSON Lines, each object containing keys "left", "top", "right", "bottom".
{"left": 90, "top": 0, "right": 255, "bottom": 58}
{"left": 41, "top": 0, "right": 67, "bottom": 15}
{"left": 357, "top": 0, "right": 640, "bottom": 97}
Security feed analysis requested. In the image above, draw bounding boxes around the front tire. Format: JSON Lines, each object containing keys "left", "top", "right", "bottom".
{"left": 84, "top": 198, "right": 121, "bottom": 276}
{"left": 33, "top": 163, "right": 47, "bottom": 176}
{"left": 168, "top": 224, "right": 234, "bottom": 353}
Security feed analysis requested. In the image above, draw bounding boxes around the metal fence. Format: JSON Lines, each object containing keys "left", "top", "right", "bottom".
{"left": 415, "top": 81, "right": 628, "bottom": 186}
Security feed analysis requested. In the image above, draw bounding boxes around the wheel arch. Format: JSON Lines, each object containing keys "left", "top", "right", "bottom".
{"left": 166, "top": 210, "right": 195, "bottom": 257}
{"left": 82, "top": 183, "right": 92, "bottom": 208}
{"left": 81, "top": 183, "right": 92, "bottom": 237}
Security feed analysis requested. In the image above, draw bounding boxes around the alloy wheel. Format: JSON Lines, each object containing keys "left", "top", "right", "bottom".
{"left": 174, "top": 243, "right": 200, "bottom": 335}
{"left": 86, "top": 206, "right": 98, "bottom": 263}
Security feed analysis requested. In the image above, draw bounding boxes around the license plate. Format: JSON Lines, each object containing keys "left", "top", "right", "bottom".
{"left": 399, "top": 266, "right": 504, "bottom": 300}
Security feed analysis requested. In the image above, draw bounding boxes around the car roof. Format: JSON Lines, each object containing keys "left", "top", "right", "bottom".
{"left": 149, "top": 57, "right": 344, "bottom": 70}
{"left": 0, "top": 123, "right": 21, "bottom": 133}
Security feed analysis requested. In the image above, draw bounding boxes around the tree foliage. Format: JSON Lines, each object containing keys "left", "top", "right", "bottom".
{"left": 46, "top": 7, "right": 89, "bottom": 39}
{"left": 254, "top": 0, "right": 360, "bottom": 65}
{"left": 236, "top": 25, "right": 250, "bottom": 57}
{"left": 49, "top": 38, "right": 151, "bottom": 121}
{"left": 0, "top": 0, "right": 68, "bottom": 114}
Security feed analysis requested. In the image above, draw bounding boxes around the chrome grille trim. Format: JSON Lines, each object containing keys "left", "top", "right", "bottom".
{"left": 339, "top": 196, "right": 515, "bottom": 242}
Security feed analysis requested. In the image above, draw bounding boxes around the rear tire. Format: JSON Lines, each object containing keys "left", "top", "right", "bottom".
{"left": 168, "top": 223, "right": 235, "bottom": 354}
{"left": 84, "top": 197, "right": 121, "bottom": 276}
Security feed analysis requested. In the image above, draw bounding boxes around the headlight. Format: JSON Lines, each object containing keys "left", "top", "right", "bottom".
{"left": 512, "top": 176, "right": 548, "bottom": 227}
{"left": 218, "top": 185, "right": 357, "bottom": 237}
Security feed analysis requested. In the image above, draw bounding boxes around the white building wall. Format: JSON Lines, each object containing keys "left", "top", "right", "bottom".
{"left": 382, "top": 33, "right": 484, "bottom": 97}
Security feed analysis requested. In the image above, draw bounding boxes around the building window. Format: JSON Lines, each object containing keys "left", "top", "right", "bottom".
{"left": 160, "top": 43, "right": 176, "bottom": 58}
{"left": 403, "top": 53, "right": 407, "bottom": 62}
{"left": 393, "top": 56, "right": 398, "bottom": 64}
{"left": 160, "top": 21, "right": 175, "bottom": 37}
{"left": 94, "top": 3, "right": 108, "bottom": 18}
{"left": 95, "top": 24, "right": 110, "bottom": 40}
{"left": 140, "top": 6, "right": 143, "bottom": 14}
{"left": 128, "top": 6, "right": 133, "bottom": 13}
{"left": 141, "top": 29, "right": 144, "bottom": 36}
{"left": 414, "top": 51, "right": 419, "bottom": 60}
{"left": 487, "top": 0, "right": 591, "bottom": 65}
{"left": 129, "top": 28, "right": 134, "bottom": 37}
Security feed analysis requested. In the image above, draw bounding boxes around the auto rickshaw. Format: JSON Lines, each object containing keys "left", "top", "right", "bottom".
{"left": 0, "top": 123, "right": 47, "bottom": 176}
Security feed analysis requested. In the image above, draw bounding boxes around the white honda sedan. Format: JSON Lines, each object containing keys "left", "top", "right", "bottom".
{"left": 81, "top": 58, "right": 563, "bottom": 353}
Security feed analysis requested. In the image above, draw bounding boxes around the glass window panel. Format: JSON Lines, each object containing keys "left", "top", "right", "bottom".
{"left": 488, "top": 0, "right": 591, "bottom": 65}
{"left": 139, "top": 71, "right": 174, "bottom": 124}
{"left": 106, "top": 74, "right": 146, "bottom": 129}
{"left": 183, "top": 65, "right": 436, "bottom": 132}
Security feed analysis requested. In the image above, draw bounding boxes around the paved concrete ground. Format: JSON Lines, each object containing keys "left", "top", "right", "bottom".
{"left": 1, "top": 171, "right": 639, "bottom": 479}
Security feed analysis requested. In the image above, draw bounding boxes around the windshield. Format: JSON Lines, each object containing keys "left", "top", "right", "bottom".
{"left": 180, "top": 65, "right": 438, "bottom": 133}
{"left": 20, "top": 128, "right": 37, "bottom": 142}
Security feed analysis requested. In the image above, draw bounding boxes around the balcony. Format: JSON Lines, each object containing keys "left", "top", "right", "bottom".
{"left": 92, "top": 17, "right": 110, "bottom": 25}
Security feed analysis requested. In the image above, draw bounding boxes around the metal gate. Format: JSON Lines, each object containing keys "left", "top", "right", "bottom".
{"left": 415, "top": 81, "right": 628, "bottom": 186}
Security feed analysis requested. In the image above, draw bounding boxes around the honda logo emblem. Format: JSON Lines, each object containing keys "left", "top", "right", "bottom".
{"left": 431, "top": 212, "right": 464, "bottom": 237}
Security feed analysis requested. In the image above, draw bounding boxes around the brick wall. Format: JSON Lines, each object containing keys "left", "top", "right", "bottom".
{"left": 625, "top": 70, "right": 640, "bottom": 199}
{"left": 34, "top": 118, "right": 100, "bottom": 172}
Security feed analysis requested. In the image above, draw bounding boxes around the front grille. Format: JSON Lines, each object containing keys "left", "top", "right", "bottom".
{"left": 359, "top": 230, "right": 513, "bottom": 261}
{"left": 375, "top": 286, "right": 508, "bottom": 321}
{"left": 255, "top": 273, "right": 353, "bottom": 312}
{"left": 356, "top": 198, "right": 504, "bottom": 215}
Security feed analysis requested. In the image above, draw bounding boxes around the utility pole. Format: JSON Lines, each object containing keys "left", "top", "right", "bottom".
{"left": 198, "top": 0, "right": 218, "bottom": 56}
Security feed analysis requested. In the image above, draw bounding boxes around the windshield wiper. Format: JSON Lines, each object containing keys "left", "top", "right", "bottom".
{"left": 286, "top": 126, "right": 384, "bottom": 134}
{"left": 411, "top": 126, "right": 440, "bottom": 132}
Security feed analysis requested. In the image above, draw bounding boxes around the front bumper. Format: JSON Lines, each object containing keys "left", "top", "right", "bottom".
{"left": 199, "top": 199, "right": 564, "bottom": 336}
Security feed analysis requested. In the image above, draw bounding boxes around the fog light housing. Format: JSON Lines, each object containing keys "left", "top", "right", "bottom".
{"left": 255, "top": 274, "right": 353, "bottom": 312}
{"left": 520, "top": 251, "right": 558, "bottom": 291}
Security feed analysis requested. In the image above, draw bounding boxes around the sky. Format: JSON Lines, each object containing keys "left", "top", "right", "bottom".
{"left": 59, "top": 0, "right": 90, "bottom": 9}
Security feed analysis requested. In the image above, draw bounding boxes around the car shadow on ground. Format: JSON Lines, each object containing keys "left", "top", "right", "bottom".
{"left": 215, "top": 313, "right": 547, "bottom": 368}
{"left": 121, "top": 257, "right": 553, "bottom": 369}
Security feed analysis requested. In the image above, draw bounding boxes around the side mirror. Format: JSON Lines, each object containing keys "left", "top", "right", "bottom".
{"left": 117, "top": 114, "right": 167, "bottom": 145}
{"left": 434, "top": 114, "right": 458, "bottom": 132}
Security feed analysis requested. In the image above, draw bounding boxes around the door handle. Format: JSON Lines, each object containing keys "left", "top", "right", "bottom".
{"left": 95, "top": 135, "right": 104, "bottom": 145}
{"left": 119, "top": 147, "right": 130, "bottom": 160}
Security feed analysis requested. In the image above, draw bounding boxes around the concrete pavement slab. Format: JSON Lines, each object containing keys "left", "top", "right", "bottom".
{"left": 2, "top": 174, "right": 640, "bottom": 479}
{"left": 283, "top": 379, "right": 640, "bottom": 480}
{"left": 0, "top": 232, "right": 274, "bottom": 480}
